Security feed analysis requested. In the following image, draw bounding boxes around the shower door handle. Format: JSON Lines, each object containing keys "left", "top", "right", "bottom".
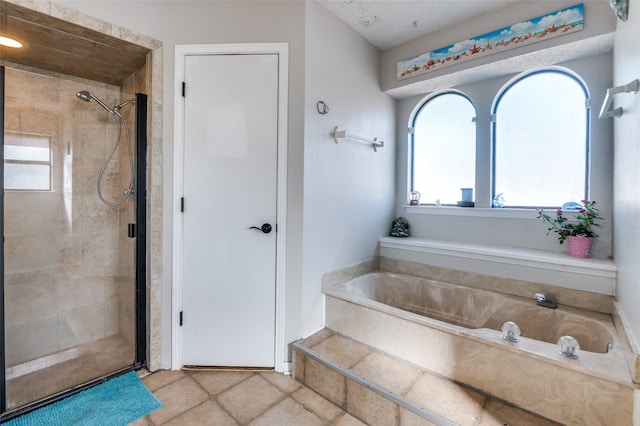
{"left": 248, "top": 223, "right": 272, "bottom": 234}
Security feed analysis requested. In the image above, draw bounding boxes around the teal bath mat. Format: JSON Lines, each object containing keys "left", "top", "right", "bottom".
{"left": 5, "top": 371, "right": 162, "bottom": 426}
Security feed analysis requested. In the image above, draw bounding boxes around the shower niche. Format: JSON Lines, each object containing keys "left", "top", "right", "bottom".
{"left": 0, "top": 0, "right": 157, "bottom": 418}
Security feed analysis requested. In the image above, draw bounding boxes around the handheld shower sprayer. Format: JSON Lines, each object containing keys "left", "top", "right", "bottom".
{"left": 76, "top": 90, "right": 136, "bottom": 206}
{"left": 76, "top": 90, "right": 116, "bottom": 116}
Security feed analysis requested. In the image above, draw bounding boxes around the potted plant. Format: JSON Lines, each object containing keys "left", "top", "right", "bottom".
{"left": 536, "top": 200, "right": 602, "bottom": 258}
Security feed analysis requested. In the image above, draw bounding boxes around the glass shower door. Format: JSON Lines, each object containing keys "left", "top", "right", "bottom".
{"left": 1, "top": 66, "right": 141, "bottom": 412}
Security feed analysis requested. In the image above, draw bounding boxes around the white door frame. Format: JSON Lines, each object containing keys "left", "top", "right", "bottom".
{"left": 172, "top": 43, "right": 288, "bottom": 372}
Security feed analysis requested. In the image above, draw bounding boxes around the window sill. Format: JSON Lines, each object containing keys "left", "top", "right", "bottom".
{"left": 379, "top": 236, "right": 617, "bottom": 295}
{"left": 403, "top": 205, "right": 539, "bottom": 219}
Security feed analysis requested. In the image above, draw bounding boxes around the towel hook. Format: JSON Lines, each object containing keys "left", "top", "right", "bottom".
{"left": 599, "top": 79, "right": 639, "bottom": 119}
{"left": 316, "top": 101, "right": 329, "bottom": 115}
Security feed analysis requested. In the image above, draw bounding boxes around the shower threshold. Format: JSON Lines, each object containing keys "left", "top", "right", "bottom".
{"left": 6, "top": 346, "right": 84, "bottom": 381}
{"left": 4, "top": 334, "right": 135, "bottom": 412}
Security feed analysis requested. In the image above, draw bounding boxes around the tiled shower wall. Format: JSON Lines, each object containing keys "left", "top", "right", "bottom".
{"left": 3, "top": 65, "right": 138, "bottom": 367}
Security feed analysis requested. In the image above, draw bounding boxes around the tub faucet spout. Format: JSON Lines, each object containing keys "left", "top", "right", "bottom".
{"left": 535, "top": 293, "right": 557, "bottom": 309}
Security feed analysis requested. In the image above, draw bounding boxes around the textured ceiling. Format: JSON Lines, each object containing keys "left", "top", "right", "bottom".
{"left": 317, "top": 0, "right": 525, "bottom": 50}
{"left": 0, "top": 1, "right": 150, "bottom": 85}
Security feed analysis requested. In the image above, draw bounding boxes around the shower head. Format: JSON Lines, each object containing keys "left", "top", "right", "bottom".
{"left": 76, "top": 90, "right": 115, "bottom": 115}
{"left": 76, "top": 90, "right": 92, "bottom": 102}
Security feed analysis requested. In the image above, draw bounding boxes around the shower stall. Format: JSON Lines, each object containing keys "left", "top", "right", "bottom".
{"left": 0, "top": 1, "right": 153, "bottom": 418}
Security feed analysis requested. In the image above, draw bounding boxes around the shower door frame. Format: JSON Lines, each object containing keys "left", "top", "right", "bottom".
{"left": 134, "top": 93, "right": 148, "bottom": 367}
{"left": 0, "top": 74, "right": 149, "bottom": 418}
{"left": 1, "top": 65, "right": 6, "bottom": 415}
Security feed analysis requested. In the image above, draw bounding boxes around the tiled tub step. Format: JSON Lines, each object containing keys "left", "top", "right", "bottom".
{"left": 292, "top": 329, "right": 560, "bottom": 426}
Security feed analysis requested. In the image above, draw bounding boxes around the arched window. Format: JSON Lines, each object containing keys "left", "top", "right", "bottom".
{"left": 410, "top": 91, "right": 476, "bottom": 205}
{"left": 492, "top": 68, "right": 589, "bottom": 208}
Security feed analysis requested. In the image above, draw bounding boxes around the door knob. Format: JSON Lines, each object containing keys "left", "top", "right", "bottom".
{"left": 249, "top": 223, "right": 272, "bottom": 234}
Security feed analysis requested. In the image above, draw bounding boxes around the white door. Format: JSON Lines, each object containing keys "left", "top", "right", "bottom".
{"left": 181, "top": 53, "right": 278, "bottom": 367}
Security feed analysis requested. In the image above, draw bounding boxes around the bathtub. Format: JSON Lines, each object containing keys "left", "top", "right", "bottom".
{"left": 324, "top": 271, "right": 636, "bottom": 425}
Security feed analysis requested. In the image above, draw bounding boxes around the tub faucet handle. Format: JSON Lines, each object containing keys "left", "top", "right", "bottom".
{"left": 558, "top": 335, "right": 580, "bottom": 359}
{"left": 535, "top": 293, "right": 546, "bottom": 302}
{"left": 501, "top": 321, "right": 521, "bottom": 343}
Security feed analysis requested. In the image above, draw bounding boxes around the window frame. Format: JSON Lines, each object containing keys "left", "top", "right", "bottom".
{"left": 409, "top": 90, "right": 477, "bottom": 206}
{"left": 3, "top": 130, "right": 53, "bottom": 192}
{"left": 490, "top": 67, "right": 591, "bottom": 209}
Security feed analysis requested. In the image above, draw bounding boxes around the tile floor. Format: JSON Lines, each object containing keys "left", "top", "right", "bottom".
{"left": 131, "top": 369, "right": 364, "bottom": 425}
{"left": 133, "top": 365, "right": 561, "bottom": 425}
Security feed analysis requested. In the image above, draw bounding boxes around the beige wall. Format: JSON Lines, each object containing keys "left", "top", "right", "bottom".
{"left": 3, "top": 66, "right": 132, "bottom": 365}
{"left": 613, "top": 0, "right": 640, "bottom": 350}
{"left": 301, "top": 1, "right": 396, "bottom": 339}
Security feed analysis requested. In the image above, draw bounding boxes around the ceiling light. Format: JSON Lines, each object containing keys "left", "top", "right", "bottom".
{"left": 0, "top": 36, "right": 23, "bottom": 48}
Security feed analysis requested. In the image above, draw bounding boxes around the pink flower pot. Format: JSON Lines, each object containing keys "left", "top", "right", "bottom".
{"left": 567, "top": 235, "right": 593, "bottom": 258}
